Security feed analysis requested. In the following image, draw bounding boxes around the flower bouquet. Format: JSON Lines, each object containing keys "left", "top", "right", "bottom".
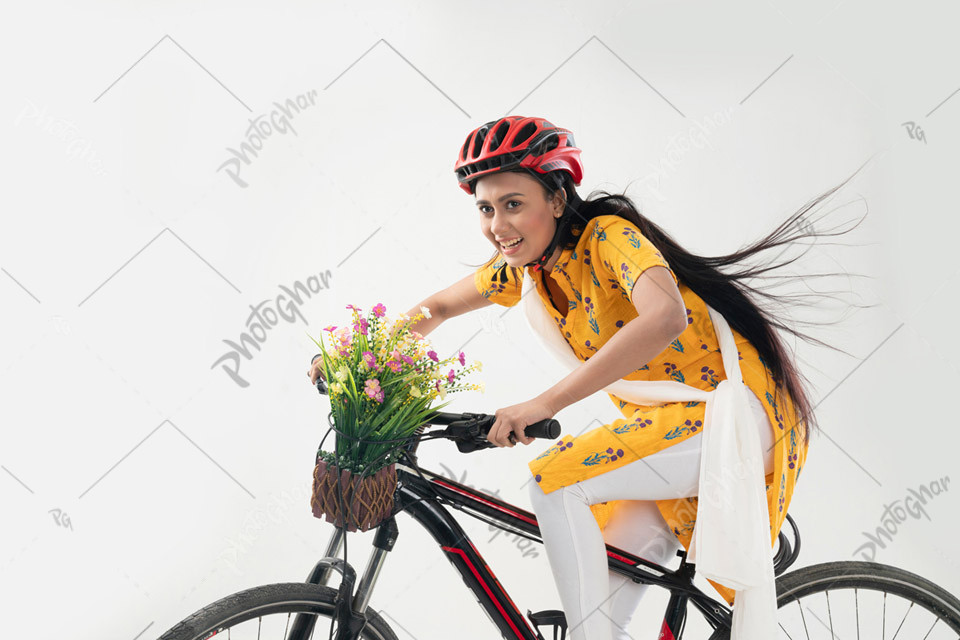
{"left": 308, "top": 302, "right": 483, "bottom": 531}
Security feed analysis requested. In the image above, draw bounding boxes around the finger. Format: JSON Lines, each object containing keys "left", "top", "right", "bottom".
{"left": 487, "top": 418, "right": 500, "bottom": 445}
{"left": 496, "top": 424, "right": 510, "bottom": 448}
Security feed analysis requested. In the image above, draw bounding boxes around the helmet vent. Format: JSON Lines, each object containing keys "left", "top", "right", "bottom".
{"left": 540, "top": 136, "right": 559, "bottom": 154}
{"left": 472, "top": 127, "right": 489, "bottom": 158}
{"left": 489, "top": 121, "right": 510, "bottom": 153}
{"left": 513, "top": 122, "right": 538, "bottom": 147}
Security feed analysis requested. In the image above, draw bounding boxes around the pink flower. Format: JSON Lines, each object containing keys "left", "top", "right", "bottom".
{"left": 323, "top": 325, "right": 337, "bottom": 333}
{"left": 434, "top": 379, "right": 441, "bottom": 392}
{"left": 346, "top": 304, "right": 361, "bottom": 315}
{"left": 386, "top": 360, "right": 402, "bottom": 373}
{"left": 372, "top": 303, "right": 386, "bottom": 318}
{"left": 362, "top": 351, "right": 377, "bottom": 368}
{"left": 352, "top": 318, "right": 369, "bottom": 336}
{"left": 427, "top": 350, "right": 439, "bottom": 362}
{"left": 364, "top": 378, "right": 384, "bottom": 403}
{"left": 458, "top": 351, "right": 465, "bottom": 366}
{"left": 447, "top": 369, "right": 456, "bottom": 384}
{"left": 390, "top": 349, "right": 401, "bottom": 360}
{"left": 401, "top": 354, "right": 414, "bottom": 365}
{"left": 333, "top": 327, "right": 352, "bottom": 349}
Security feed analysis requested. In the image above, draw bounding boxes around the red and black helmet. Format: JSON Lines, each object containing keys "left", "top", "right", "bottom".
{"left": 453, "top": 116, "right": 583, "bottom": 195}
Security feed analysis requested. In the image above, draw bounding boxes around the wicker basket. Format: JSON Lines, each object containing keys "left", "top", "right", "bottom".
{"left": 310, "top": 459, "right": 397, "bottom": 532}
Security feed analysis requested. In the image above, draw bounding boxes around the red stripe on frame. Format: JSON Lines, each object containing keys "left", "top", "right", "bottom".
{"left": 658, "top": 618, "right": 677, "bottom": 640}
{"left": 431, "top": 479, "right": 538, "bottom": 526}
{"left": 606, "top": 549, "right": 636, "bottom": 564}
{"left": 441, "top": 545, "right": 527, "bottom": 639}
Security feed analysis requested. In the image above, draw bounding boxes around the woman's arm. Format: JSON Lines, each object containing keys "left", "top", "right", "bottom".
{"left": 405, "top": 272, "right": 493, "bottom": 337}
{"left": 538, "top": 266, "right": 687, "bottom": 413}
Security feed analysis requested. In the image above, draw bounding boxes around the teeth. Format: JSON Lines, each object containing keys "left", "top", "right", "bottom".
{"left": 502, "top": 238, "right": 523, "bottom": 248}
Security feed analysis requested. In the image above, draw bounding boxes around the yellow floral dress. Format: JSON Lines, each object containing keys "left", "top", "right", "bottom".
{"left": 473, "top": 214, "right": 809, "bottom": 605}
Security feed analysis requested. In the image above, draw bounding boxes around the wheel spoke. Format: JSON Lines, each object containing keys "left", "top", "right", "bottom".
{"left": 778, "top": 620, "right": 794, "bottom": 640}
{"left": 890, "top": 601, "right": 914, "bottom": 640}
{"left": 798, "top": 598, "right": 810, "bottom": 640}
{"left": 921, "top": 613, "right": 939, "bottom": 640}
{"left": 855, "top": 588, "right": 859, "bottom": 640}
{"left": 826, "top": 589, "right": 834, "bottom": 639}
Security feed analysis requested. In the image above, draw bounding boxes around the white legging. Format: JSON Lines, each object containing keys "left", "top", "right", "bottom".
{"left": 528, "top": 390, "right": 775, "bottom": 640}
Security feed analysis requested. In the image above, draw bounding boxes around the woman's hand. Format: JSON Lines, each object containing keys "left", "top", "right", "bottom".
{"left": 487, "top": 397, "right": 556, "bottom": 448}
{"left": 307, "top": 354, "right": 326, "bottom": 385}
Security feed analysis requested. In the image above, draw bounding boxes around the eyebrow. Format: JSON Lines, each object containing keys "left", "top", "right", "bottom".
{"left": 475, "top": 192, "right": 525, "bottom": 206}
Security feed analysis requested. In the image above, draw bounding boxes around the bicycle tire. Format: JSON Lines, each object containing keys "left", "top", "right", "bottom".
{"left": 706, "top": 561, "right": 960, "bottom": 639}
{"left": 156, "top": 582, "right": 398, "bottom": 640}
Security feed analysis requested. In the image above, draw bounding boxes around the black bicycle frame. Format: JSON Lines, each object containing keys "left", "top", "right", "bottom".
{"left": 306, "top": 461, "right": 732, "bottom": 640}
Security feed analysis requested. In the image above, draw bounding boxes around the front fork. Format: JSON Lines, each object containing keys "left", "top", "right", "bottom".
{"left": 287, "top": 517, "right": 399, "bottom": 640}
{"left": 659, "top": 550, "right": 695, "bottom": 640}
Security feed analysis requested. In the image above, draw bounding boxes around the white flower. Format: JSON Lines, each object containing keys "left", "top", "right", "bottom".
{"left": 410, "top": 386, "right": 422, "bottom": 398}
{"left": 475, "top": 359, "right": 483, "bottom": 372}
{"left": 477, "top": 381, "right": 485, "bottom": 393}
{"left": 439, "top": 385, "right": 446, "bottom": 399}
{"left": 420, "top": 305, "right": 432, "bottom": 319}
{"left": 334, "top": 367, "right": 349, "bottom": 382}
{"left": 331, "top": 382, "right": 343, "bottom": 394}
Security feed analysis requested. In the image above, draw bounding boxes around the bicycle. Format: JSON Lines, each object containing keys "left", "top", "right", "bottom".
{"left": 157, "top": 367, "right": 960, "bottom": 640}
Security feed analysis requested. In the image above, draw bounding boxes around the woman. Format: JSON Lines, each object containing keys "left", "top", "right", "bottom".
{"left": 309, "top": 116, "right": 859, "bottom": 640}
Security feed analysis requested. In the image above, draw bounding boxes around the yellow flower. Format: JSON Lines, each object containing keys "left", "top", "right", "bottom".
{"left": 335, "top": 367, "right": 349, "bottom": 382}
{"left": 410, "top": 386, "right": 422, "bottom": 398}
{"left": 477, "top": 381, "right": 485, "bottom": 393}
{"left": 420, "top": 305, "right": 432, "bottom": 319}
{"left": 331, "top": 382, "right": 343, "bottom": 394}
{"left": 439, "top": 385, "right": 446, "bottom": 399}
{"left": 475, "top": 360, "right": 483, "bottom": 372}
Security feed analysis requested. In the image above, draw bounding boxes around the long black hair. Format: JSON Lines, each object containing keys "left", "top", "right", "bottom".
{"left": 468, "top": 166, "right": 874, "bottom": 447}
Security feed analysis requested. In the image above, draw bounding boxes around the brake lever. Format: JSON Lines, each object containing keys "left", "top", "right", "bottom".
{"left": 438, "top": 415, "right": 497, "bottom": 453}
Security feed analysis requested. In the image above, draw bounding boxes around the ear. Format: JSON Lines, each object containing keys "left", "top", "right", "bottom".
{"left": 553, "top": 190, "right": 566, "bottom": 215}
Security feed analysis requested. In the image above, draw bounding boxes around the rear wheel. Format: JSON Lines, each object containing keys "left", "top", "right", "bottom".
{"left": 157, "top": 582, "right": 398, "bottom": 640}
{"left": 707, "top": 561, "right": 960, "bottom": 639}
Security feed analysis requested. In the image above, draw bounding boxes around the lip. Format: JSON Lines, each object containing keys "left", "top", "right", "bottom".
{"left": 499, "top": 237, "right": 524, "bottom": 255}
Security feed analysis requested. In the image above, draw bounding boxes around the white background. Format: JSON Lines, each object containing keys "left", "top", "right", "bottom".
{"left": 2, "top": 1, "right": 958, "bottom": 638}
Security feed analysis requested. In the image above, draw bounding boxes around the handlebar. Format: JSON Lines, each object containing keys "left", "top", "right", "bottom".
{"left": 313, "top": 367, "right": 561, "bottom": 452}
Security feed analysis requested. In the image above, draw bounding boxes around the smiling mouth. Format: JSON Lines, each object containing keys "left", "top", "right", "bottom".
{"left": 500, "top": 237, "right": 524, "bottom": 250}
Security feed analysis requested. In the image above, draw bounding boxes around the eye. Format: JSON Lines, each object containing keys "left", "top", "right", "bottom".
{"left": 478, "top": 201, "right": 522, "bottom": 215}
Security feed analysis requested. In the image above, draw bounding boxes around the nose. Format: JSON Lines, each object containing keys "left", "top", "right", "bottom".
{"left": 489, "top": 209, "right": 512, "bottom": 238}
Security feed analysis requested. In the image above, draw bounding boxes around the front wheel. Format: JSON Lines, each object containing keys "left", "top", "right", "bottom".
{"left": 156, "top": 582, "right": 398, "bottom": 640}
{"left": 708, "top": 561, "right": 960, "bottom": 639}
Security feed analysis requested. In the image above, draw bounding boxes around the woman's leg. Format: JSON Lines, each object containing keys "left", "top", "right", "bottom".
{"left": 528, "top": 390, "right": 773, "bottom": 640}
{"left": 602, "top": 501, "right": 680, "bottom": 640}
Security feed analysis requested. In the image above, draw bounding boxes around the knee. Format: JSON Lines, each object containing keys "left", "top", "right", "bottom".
{"left": 528, "top": 476, "right": 548, "bottom": 509}
{"left": 528, "top": 477, "right": 588, "bottom": 513}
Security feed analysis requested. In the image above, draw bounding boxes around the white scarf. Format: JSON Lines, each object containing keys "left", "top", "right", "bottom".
{"left": 520, "top": 270, "right": 778, "bottom": 640}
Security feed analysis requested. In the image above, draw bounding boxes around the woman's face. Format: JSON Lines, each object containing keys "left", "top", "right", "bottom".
{"left": 475, "top": 171, "right": 564, "bottom": 268}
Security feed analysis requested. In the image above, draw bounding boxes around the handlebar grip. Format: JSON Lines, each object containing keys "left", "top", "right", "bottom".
{"left": 524, "top": 419, "right": 560, "bottom": 440}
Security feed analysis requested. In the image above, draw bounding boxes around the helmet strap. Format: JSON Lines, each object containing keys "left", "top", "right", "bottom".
{"left": 526, "top": 207, "right": 566, "bottom": 272}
